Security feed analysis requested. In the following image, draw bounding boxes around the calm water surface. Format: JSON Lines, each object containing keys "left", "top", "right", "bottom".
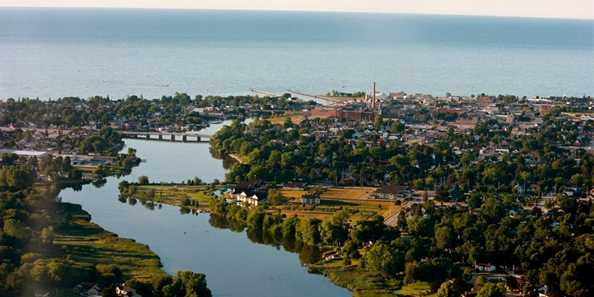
{"left": 0, "top": 8, "right": 592, "bottom": 98}
{"left": 59, "top": 122, "right": 350, "bottom": 297}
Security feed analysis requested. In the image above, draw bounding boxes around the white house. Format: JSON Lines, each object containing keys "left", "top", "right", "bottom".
{"left": 233, "top": 191, "right": 264, "bottom": 206}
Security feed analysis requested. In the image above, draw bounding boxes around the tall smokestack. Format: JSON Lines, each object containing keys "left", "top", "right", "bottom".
{"left": 373, "top": 82, "right": 376, "bottom": 110}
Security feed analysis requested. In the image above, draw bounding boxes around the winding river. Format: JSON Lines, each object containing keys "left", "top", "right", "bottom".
{"left": 59, "top": 122, "right": 350, "bottom": 297}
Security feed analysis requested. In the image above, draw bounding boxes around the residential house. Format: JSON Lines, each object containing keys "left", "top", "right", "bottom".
{"left": 475, "top": 263, "right": 496, "bottom": 272}
{"left": 228, "top": 182, "right": 268, "bottom": 206}
{"left": 301, "top": 192, "right": 321, "bottom": 205}
{"left": 240, "top": 192, "right": 263, "bottom": 206}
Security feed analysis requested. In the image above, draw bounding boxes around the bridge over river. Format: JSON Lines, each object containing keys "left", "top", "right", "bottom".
{"left": 119, "top": 131, "right": 212, "bottom": 143}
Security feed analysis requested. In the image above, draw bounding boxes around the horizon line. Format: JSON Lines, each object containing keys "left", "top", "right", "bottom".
{"left": 1, "top": 5, "right": 593, "bottom": 21}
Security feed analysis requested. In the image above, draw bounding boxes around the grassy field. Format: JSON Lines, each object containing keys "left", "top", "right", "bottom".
{"left": 127, "top": 184, "right": 214, "bottom": 208}
{"left": 395, "top": 282, "right": 433, "bottom": 296}
{"left": 54, "top": 202, "right": 165, "bottom": 282}
{"left": 316, "top": 261, "right": 402, "bottom": 297}
{"left": 128, "top": 184, "right": 399, "bottom": 222}
{"left": 321, "top": 187, "right": 376, "bottom": 200}
{"left": 319, "top": 259, "right": 433, "bottom": 297}
{"left": 278, "top": 187, "right": 399, "bottom": 221}
{"left": 279, "top": 188, "right": 308, "bottom": 200}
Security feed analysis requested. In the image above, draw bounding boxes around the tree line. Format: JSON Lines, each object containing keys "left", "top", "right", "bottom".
{"left": 0, "top": 154, "right": 211, "bottom": 296}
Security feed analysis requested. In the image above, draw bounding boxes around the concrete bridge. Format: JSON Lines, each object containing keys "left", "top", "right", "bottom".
{"left": 119, "top": 131, "right": 211, "bottom": 143}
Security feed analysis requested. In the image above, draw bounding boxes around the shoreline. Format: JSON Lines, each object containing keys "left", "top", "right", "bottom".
{"left": 53, "top": 195, "right": 167, "bottom": 282}
{"left": 119, "top": 182, "right": 413, "bottom": 297}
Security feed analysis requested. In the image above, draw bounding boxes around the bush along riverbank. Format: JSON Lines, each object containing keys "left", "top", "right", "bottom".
{"left": 118, "top": 178, "right": 216, "bottom": 211}
{"left": 0, "top": 153, "right": 212, "bottom": 297}
{"left": 207, "top": 199, "right": 408, "bottom": 297}
{"left": 118, "top": 177, "right": 594, "bottom": 297}
{"left": 118, "top": 182, "right": 421, "bottom": 297}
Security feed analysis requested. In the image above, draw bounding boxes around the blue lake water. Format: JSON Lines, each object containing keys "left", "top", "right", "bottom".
{"left": 5, "top": 9, "right": 592, "bottom": 295}
{"left": 0, "top": 8, "right": 592, "bottom": 98}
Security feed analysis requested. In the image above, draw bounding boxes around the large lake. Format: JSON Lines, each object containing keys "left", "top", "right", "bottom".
{"left": 59, "top": 122, "right": 350, "bottom": 297}
{"left": 0, "top": 8, "right": 593, "bottom": 98}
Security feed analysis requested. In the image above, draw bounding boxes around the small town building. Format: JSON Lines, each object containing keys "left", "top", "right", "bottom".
{"left": 227, "top": 183, "right": 268, "bottom": 207}
{"left": 475, "top": 263, "right": 496, "bottom": 272}
{"left": 301, "top": 193, "right": 321, "bottom": 205}
{"left": 233, "top": 191, "right": 264, "bottom": 206}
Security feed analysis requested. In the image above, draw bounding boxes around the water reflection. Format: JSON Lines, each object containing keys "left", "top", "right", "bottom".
{"left": 58, "top": 120, "right": 350, "bottom": 297}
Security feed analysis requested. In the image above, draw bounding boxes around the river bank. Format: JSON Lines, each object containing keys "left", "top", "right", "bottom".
{"left": 42, "top": 144, "right": 216, "bottom": 295}
{"left": 58, "top": 127, "right": 351, "bottom": 297}
{"left": 1, "top": 180, "right": 180, "bottom": 297}
{"left": 58, "top": 119, "right": 434, "bottom": 297}
{"left": 117, "top": 182, "right": 433, "bottom": 297}
{"left": 54, "top": 199, "right": 166, "bottom": 282}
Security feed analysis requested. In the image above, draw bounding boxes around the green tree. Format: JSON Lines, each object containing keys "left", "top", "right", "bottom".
{"left": 476, "top": 283, "right": 505, "bottom": 297}
{"left": 3, "top": 219, "right": 29, "bottom": 240}
{"left": 560, "top": 254, "right": 593, "bottom": 297}
{"left": 436, "top": 280, "right": 463, "bottom": 297}
{"left": 435, "top": 225, "right": 455, "bottom": 250}
{"left": 363, "top": 243, "right": 403, "bottom": 276}
{"left": 47, "top": 260, "right": 67, "bottom": 283}
{"left": 297, "top": 218, "right": 321, "bottom": 246}
{"left": 320, "top": 211, "right": 350, "bottom": 246}
{"left": 138, "top": 176, "right": 149, "bottom": 185}
{"left": 162, "top": 271, "right": 211, "bottom": 297}
{"left": 267, "top": 189, "right": 288, "bottom": 206}
{"left": 40, "top": 227, "right": 54, "bottom": 245}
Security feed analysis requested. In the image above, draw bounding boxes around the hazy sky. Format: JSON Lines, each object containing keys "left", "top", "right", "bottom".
{"left": 1, "top": 0, "right": 593, "bottom": 19}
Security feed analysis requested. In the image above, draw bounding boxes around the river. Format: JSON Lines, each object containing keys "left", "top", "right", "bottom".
{"left": 59, "top": 121, "right": 350, "bottom": 297}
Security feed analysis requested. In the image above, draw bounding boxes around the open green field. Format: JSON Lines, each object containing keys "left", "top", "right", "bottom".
{"left": 396, "top": 282, "right": 433, "bottom": 296}
{"left": 320, "top": 260, "right": 432, "bottom": 297}
{"left": 54, "top": 202, "right": 165, "bottom": 282}
{"left": 316, "top": 261, "right": 402, "bottom": 297}
{"left": 127, "top": 184, "right": 215, "bottom": 208}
